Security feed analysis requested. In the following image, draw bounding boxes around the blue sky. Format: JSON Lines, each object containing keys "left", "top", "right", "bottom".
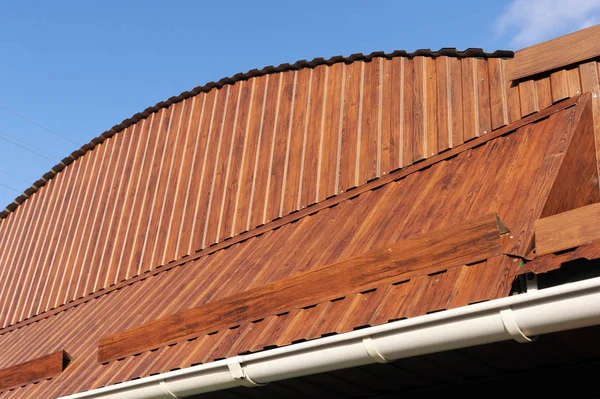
{"left": 1, "top": 0, "right": 599, "bottom": 207}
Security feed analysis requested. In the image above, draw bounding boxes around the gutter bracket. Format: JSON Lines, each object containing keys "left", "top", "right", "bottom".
{"left": 227, "top": 360, "right": 266, "bottom": 388}
{"left": 500, "top": 308, "right": 537, "bottom": 343}
{"left": 158, "top": 380, "right": 181, "bottom": 398}
{"left": 363, "top": 336, "right": 390, "bottom": 363}
{"left": 525, "top": 273, "right": 538, "bottom": 292}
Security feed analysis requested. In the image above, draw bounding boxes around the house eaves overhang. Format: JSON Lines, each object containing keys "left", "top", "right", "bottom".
{"left": 59, "top": 275, "right": 600, "bottom": 399}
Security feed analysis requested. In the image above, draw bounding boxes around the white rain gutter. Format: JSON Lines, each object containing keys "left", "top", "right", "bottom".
{"left": 60, "top": 275, "right": 600, "bottom": 399}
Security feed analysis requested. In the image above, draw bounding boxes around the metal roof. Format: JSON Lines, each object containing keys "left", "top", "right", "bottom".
{"left": 0, "top": 100, "right": 593, "bottom": 397}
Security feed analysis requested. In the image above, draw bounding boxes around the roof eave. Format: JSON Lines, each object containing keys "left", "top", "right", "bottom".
{"left": 59, "top": 275, "right": 600, "bottom": 399}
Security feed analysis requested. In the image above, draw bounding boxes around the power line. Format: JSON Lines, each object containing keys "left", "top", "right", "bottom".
{"left": 0, "top": 132, "right": 56, "bottom": 161}
{"left": 0, "top": 103, "right": 81, "bottom": 146}
{"left": 0, "top": 131, "right": 58, "bottom": 160}
{"left": 0, "top": 130, "right": 60, "bottom": 159}
{"left": 0, "top": 182, "right": 21, "bottom": 193}
{"left": 0, "top": 167, "right": 31, "bottom": 184}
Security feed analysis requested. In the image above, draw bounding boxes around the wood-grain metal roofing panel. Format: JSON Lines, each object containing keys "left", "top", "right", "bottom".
{"left": 2, "top": 54, "right": 599, "bottom": 329}
{"left": 0, "top": 48, "right": 512, "bottom": 219}
{"left": 97, "top": 213, "right": 507, "bottom": 363}
{"left": 0, "top": 100, "right": 592, "bottom": 398}
{"left": 0, "top": 98, "right": 584, "bottom": 340}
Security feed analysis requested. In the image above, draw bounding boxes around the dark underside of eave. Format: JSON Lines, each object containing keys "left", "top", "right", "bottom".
{"left": 203, "top": 325, "right": 600, "bottom": 399}
{"left": 0, "top": 48, "right": 512, "bottom": 220}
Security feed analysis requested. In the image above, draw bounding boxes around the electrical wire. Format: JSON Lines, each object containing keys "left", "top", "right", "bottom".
{"left": 0, "top": 130, "right": 61, "bottom": 158}
{"left": 0, "top": 103, "right": 81, "bottom": 146}
{"left": 0, "top": 167, "right": 31, "bottom": 184}
{"left": 0, "top": 131, "right": 58, "bottom": 161}
{"left": 0, "top": 182, "right": 21, "bottom": 193}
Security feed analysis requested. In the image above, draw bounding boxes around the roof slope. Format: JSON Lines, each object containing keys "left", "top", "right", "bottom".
{"left": 0, "top": 96, "right": 594, "bottom": 397}
{"left": 0, "top": 51, "right": 525, "bottom": 328}
{"left": 0, "top": 48, "right": 512, "bottom": 219}
{"left": 5, "top": 49, "right": 598, "bottom": 330}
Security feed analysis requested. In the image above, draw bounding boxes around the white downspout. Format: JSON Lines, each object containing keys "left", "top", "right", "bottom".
{"left": 60, "top": 276, "right": 600, "bottom": 399}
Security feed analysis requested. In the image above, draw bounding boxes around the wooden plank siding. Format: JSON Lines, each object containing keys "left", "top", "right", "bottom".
{"left": 536, "top": 203, "right": 600, "bottom": 255}
{"left": 0, "top": 101, "right": 587, "bottom": 398}
{"left": 509, "top": 24, "right": 600, "bottom": 81}
{"left": 0, "top": 350, "right": 69, "bottom": 391}
{"left": 1, "top": 55, "right": 600, "bottom": 330}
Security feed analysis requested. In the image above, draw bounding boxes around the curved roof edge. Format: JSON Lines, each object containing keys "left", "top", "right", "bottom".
{"left": 0, "top": 48, "right": 512, "bottom": 219}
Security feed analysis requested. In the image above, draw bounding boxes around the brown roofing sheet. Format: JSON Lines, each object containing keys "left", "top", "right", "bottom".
{"left": 0, "top": 257, "right": 514, "bottom": 399}
{"left": 0, "top": 102, "right": 590, "bottom": 398}
{"left": 3, "top": 55, "right": 599, "bottom": 334}
{"left": 0, "top": 48, "right": 512, "bottom": 220}
{"left": 0, "top": 54, "right": 527, "bottom": 329}
{"left": 97, "top": 213, "right": 506, "bottom": 363}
